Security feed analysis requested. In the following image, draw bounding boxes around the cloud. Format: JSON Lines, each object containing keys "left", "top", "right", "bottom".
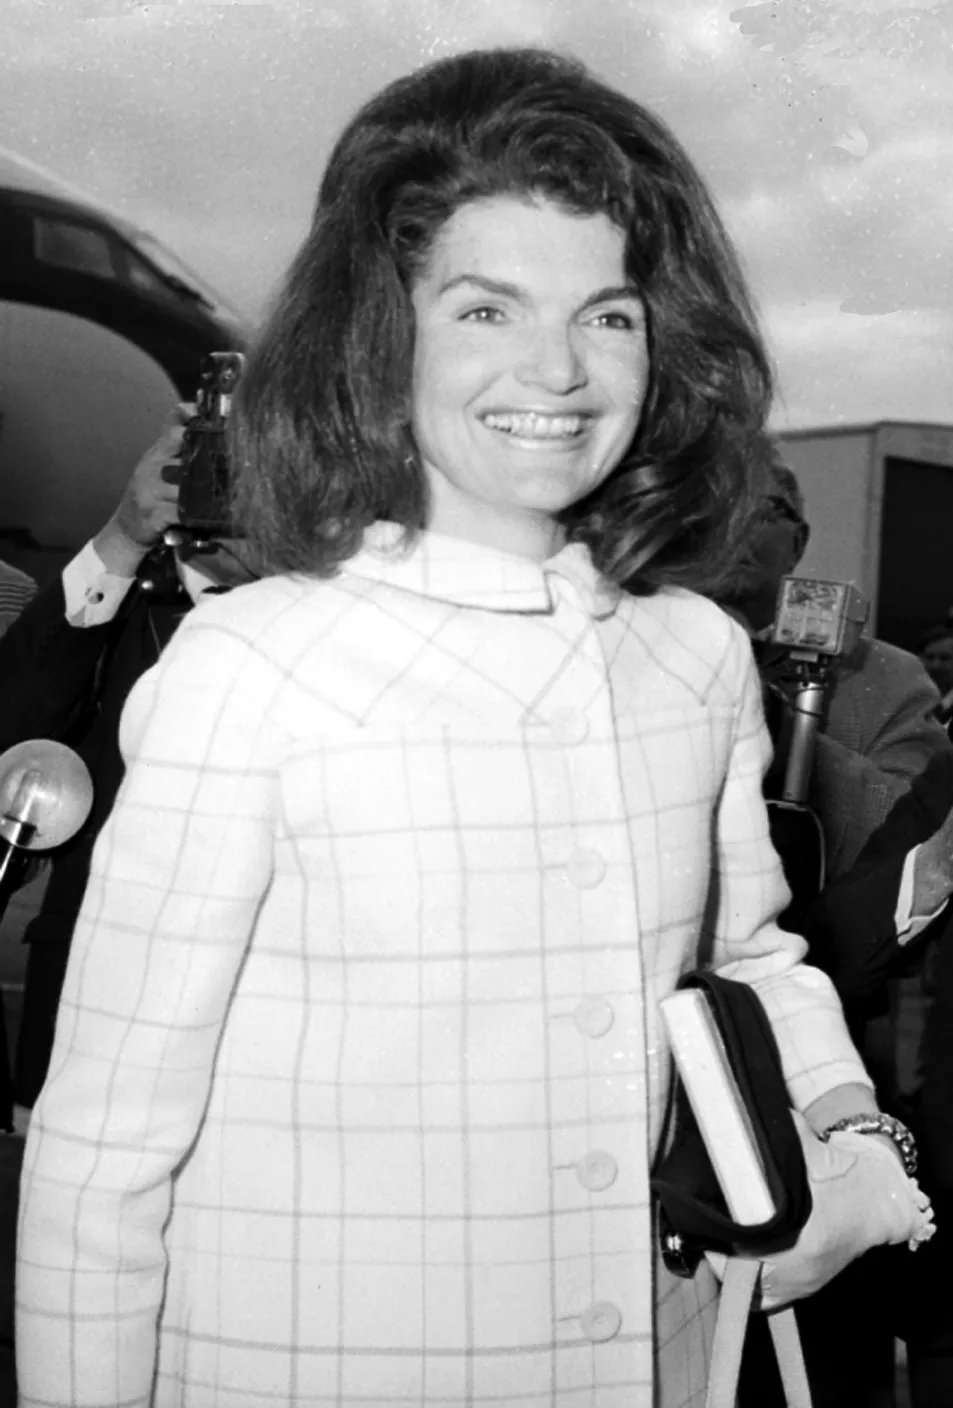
{"left": 765, "top": 298, "right": 953, "bottom": 426}
{"left": 725, "top": 122, "right": 953, "bottom": 322}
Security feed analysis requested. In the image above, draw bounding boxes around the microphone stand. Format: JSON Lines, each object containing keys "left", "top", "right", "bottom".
{"left": 0, "top": 773, "right": 43, "bottom": 922}
{"left": 780, "top": 656, "right": 836, "bottom": 807}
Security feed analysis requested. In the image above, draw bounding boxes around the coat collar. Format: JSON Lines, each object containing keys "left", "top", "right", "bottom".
{"left": 342, "top": 522, "right": 621, "bottom": 620}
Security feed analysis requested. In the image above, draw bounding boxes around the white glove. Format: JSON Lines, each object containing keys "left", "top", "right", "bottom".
{"left": 758, "top": 1110, "right": 935, "bottom": 1312}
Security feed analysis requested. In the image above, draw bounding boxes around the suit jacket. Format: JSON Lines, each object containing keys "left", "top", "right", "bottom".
{"left": 786, "top": 748, "right": 953, "bottom": 1004}
{"left": 809, "top": 637, "right": 950, "bottom": 878}
{"left": 779, "top": 747, "right": 953, "bottom": 1352}
{"left": 17, "top": 527, "right": 868, "bottom": 1408}
{"left": 0, "top": 573, "right": 191, "bottom": 945}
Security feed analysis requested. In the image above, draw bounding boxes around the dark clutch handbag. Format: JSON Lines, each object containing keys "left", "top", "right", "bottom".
{"left": 651, "top": 970, "right": 813, "bottom": 1275}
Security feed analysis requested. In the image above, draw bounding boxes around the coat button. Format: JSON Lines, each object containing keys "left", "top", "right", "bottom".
{"left": 566, "top": 848, "right": 606, "bottom": 888}
{"left": 550, "top": 707, "right": 589, "bottom": 744}
{"left": 572, "top": 997, "right": 615, "bottom": 1038}
{"left": 580, "top": 1301, "right": 622, "bottom": 1343}
{"left": 576, "top": 1150, "right": 619, "bottom": 1192}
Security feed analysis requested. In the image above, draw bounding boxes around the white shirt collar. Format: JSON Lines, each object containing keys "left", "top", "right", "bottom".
{"left": 342, "top": 522, "right": 621, "bottom": 619}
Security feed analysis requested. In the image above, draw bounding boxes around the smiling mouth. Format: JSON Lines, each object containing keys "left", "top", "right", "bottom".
{"left": 481, "top": 411, "right": 589, "bottom": 440}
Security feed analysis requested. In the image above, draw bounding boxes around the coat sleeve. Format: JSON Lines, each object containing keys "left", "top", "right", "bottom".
{"left": 706, "top": 624, "right": 871, "bottom": 1112}
{"left": 15, "top": 607, "right": 285, "bottom": 1408}
{"left": 0, "top": 574, "right": 115, "bottom": 751}
{"left": 917, "top": 908, "right": 953, "bottom": 1199}
{"left": 784, "top": 749, "right": 953, "bottom": 1003}
{"left": 809, "top": 640, "right": 952, "bottom": 877}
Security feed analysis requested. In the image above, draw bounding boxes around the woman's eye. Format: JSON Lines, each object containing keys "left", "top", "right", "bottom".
{"left": 459, "top": 306, "right": 506, "bottom": 324}
{"left": 591, "top": 310, "right": 637, "bottom": 331}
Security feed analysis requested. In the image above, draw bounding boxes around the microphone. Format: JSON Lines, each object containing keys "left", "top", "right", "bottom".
{"left": 0, "top": 741, "right": 94, "bottom": 921}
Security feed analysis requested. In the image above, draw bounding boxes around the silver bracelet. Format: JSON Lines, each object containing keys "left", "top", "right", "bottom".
{"left": 817, "top": 1112, "right": 918, "bottom": 1178}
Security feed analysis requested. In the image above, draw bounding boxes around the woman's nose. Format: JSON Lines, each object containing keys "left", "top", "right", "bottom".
{"left": 515, "top": 323, "right": 587, "bottom": 393}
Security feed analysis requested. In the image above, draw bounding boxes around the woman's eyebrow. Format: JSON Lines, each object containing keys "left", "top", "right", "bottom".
{"left": 437, "top": 273, "right": 525, "bottom": 299}
{"left": 578, "top": 284, "right": 643, "bottom": 311}
{"left": 436, "top": 274, "right": 643, "bottom": 308}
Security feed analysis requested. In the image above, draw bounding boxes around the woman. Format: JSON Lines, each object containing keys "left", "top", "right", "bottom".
{"left": 17, "top": 47, "right": 928, "bottom": 1408}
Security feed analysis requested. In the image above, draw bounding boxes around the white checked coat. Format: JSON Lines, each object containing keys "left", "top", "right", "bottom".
{"left": 17, "top": 525, "right": 869, "bottom": 1408}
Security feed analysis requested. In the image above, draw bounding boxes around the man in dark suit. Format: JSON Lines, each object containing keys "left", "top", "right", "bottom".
{"left": 780, "top": 749, "right": 953, "bottom": 1408}
{"left": 726, "top": 738, "right": 953, "bottom": 1408}
{"left": 0, "top": 415, "right": 250, "bottom": 1117}
{"left": 719, "top": 440, "right": 953, "bottom": 1407}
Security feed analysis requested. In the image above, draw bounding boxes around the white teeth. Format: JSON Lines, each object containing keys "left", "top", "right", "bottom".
{"left": 483, "top": 412, "right": 586, "bottom": 439}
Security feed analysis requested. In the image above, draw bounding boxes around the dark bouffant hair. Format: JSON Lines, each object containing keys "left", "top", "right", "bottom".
{"left": 229, "top": 46, "right": 773, "bottom": 594}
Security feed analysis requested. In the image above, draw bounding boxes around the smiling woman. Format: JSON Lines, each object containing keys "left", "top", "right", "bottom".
{"left": 226, "top": 45, "right": 775, "bottom": 596}
{"left": 15, "top": 44, "right": 921, "bottom": 1408}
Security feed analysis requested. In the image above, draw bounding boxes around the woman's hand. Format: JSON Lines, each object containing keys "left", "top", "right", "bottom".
{"left": 758, "top": 1110, "right": 934, "bottom": 1312}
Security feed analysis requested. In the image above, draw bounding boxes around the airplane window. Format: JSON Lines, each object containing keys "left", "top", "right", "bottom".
{"left": 123, "top": 248, "right": 176, "bottom": 300}
{"left": 33, "top": 217, "right": 117, "bottom": 280}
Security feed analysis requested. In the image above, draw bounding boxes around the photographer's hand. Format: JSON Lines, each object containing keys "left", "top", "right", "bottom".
{"left": 911, "top": 803, "right": 953, "bottom": 919}
{"left": 92, "top": 406, "right": 193, "bottom": 577}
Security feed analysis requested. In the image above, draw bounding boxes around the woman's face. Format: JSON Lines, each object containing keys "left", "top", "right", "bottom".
{"left": 410, "top": 194, "right": 650, "bottom": 559}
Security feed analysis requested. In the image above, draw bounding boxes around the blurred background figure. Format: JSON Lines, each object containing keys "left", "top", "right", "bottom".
{"left": 717, "top": 436, "right": 953, "bottom": 1408}
{"left": 773, "top": 731, "right": 953, "bottom": 1408}
{"left": 919, "top": 625, "right": 953, "bottom": 726}
{"left": 0, "top": 414, "right": 251, "bottom": 1125}
{"left": 719, "top": 437, "right": 950, "bottom": 884}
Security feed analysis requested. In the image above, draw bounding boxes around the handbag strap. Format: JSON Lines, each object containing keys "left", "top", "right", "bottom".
{"left": 706, "top": 1259, "right": 813, "bottom": 1408}
{"left": 769, "top": 1304, "right": 813, "bottom": 1408}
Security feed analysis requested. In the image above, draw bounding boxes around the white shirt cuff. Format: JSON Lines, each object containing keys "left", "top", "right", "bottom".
{"left": 62, "top": 541, "right": 136, "bottom": 626}
{"left": 895, "top": 845, "right": 947, "bottom": 942}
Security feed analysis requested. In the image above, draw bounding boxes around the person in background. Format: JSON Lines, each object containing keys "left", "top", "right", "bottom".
{"left": 719, "top": 447, "right": 953, "bottom": 1406}
{"left": 16, "top": 46, "right": 928, "bottom": 1408}
{"left": 920, "top": 624, "right": 953, "bottom": 726}
{"left": 771, "top": 745, "right": 953, "bottom": 1408}
{"left": 0, "top": 558, "right": 36, "bottom": 638}
{"left": 0, "top": 416, "right": 252, "bottom": 1128}
{"left": 719, "top": 444, "right": 952, "bottom": 882}
{"left": 719, "top": 445, "right": 952, "bottom": 1103}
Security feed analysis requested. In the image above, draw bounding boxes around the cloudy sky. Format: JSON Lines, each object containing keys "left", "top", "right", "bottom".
{"left": 1, "top": 0, "right": 950, "bottom": 430}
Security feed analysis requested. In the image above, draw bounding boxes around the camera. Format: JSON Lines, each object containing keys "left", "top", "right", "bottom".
{"left": 176, "top": 351, "right": 245, "bottom": 542}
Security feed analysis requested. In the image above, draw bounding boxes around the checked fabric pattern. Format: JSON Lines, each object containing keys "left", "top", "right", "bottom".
{"left": 16, "top": 524, "right": 869, "bottom": 1407}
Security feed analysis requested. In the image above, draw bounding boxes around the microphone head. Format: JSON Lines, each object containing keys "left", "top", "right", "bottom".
{"left": 0, "top": 740, "right": 94, "bottom": 850}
